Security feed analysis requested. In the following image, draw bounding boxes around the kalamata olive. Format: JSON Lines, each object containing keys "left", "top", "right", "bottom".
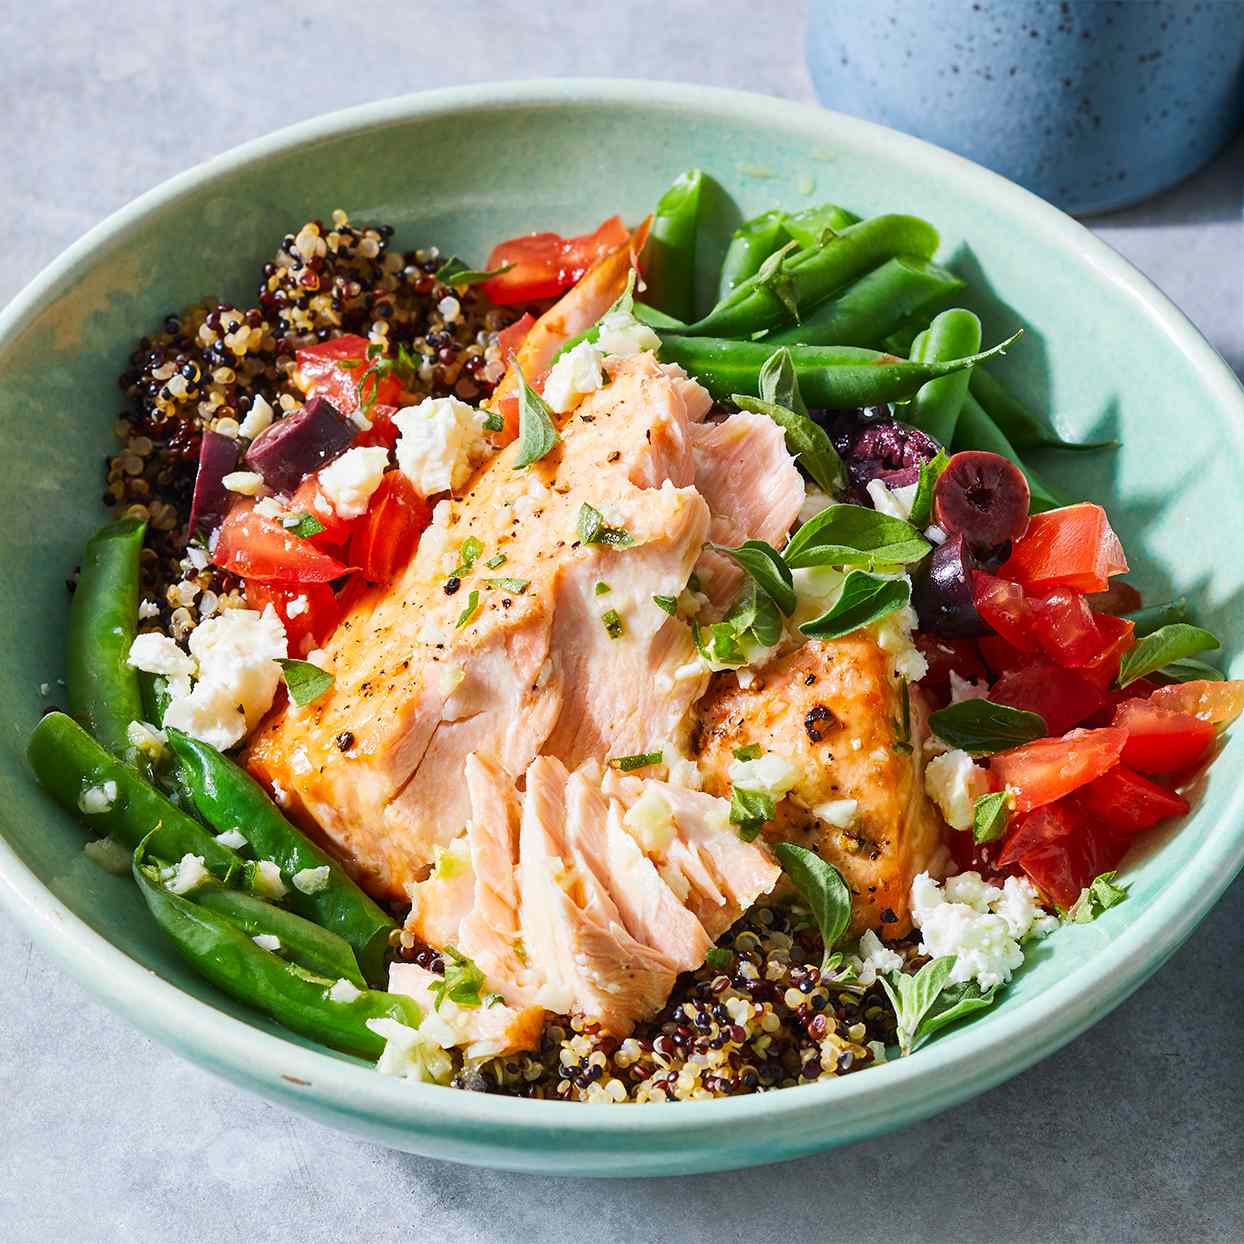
{"left": 244, "top": 395, "right": 355, "bottom": 494}
{"left": 187, "top": 430, "right": 238, "bottom": 537}
{"left": 821, "top": 409, "right": 943, "bottom": 504}
{"left": 932, "top": 451, "right": 1030, "bottom": 551}
{"left": 911, "top": 533, "right": 989, "bottom": 637}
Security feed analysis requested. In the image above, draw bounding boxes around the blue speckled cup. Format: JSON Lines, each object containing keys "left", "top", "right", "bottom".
{"left": 807, "top": 0, "right": 1244, "bottom": 215}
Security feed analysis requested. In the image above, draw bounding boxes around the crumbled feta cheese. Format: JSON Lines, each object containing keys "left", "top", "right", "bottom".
{"left": 305, "top": 649, "right": 330, "bottom": 671}
{"left": 942, "top": 870, "right": 1003, "bottom": 912}
{"left": 126, "top": 720, "right": 168, "bottom": 762}
{"left": 727, "top": 752, "right": 799, "bottom": 799}
{"left": 214, "top": 828, "right": 248, "bottom": 850}
{"left": 596, "top": 308, "right": 660, "bottom": 357}
{"left": 813, "top": 798, "right": 859, "bottom": 828}
{"left": 254, "top": 496, "right": 286, "bottom": 520}
{"left": 621, "top": 788, "right": 676, "bottom": 855}
{"left": 329, "top": 978, "right": 362, "bottom": 1004}
{"left": 393, "top": 396, "right": 489, "bottom": 498}
{"left": 924, "top": 748, "right": 989, "bottom": 831}
{"left": 252, "top": 933, "right": 281, "bottom": 952}
{"left": 77, "top": 780, "right": 117, "bottom": 815}
{"left": 127, "top": 632, "right": 196, "bottom": 683}
{"left": 138, "top": 598, "right": 161, "bottom": 620}
{"left": 222, "top": 470, "right": 266, "bottom": 496}
{"left": 859, "top": 928, "right": 904, "bottom": 977}
{"left": 317, "top": 445, "right": 390, "bottom": 519}
{"left": 83, "top": 836, "right": 130, "bottom": 874}
{"left": 292, "top": 865, "right": 331, "bottom": 895}
{"left": 167, "top": 853, "right": 209, "bottom": 895}
{"left": 949, "top": 671, "right": 990, "bottom": 704}
{"left": 186, "top": 546, "right": 210, "bottom": 572}
{"left": 542, "top": 339, "right": 605, "bottom": 413}
{"left": 250, "top": 859, "right": 287, "bottom": 899}
{"left": 38, "top": 682, "right": 49, "bottom": 696}
{"left": 238, "top": 393, "right": 274, "bottom": 440}
{"left": 871, "top": 597, "right": 928, "bottom": 683}
{"left": 285, "top": 594, "right": 309, "bottom": 618}
{"left": 925, "top": 524, "right": 948, "bottom": 546}
{"left": 866, "top": 478, "right": 918, "bottom": 520}
{"left": 993, "top": 874, "right": 1059, "bottom": 939}
{"left": 366, "top": 1017, "right": 454, "bottom": 1083}
{"left": 797, "top": 489, "right": 834, "bottom": 526}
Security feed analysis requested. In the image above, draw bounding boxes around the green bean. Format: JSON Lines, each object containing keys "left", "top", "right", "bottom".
{"left": 632, "top": 301, "right": 686, "bottom": 330}
{"left": 686, "top": 214, "right": 940, "bottom": 340}
{"left": 1124, "top": 599, "right": 1189, "bottom": 637}
{"left": 133, "top": 846, "right": 419, "bottom": 1060}
{"left": 909, "top": 309, "right": 982, "bottom": 445}
{"left": 192, "top": 881, "right": 366, "bottom": 987}
{"left": 952, "top": 394, "right": 1068, "bottom": 514}
{"left": 882, "top": 316, "right": 925, "bottom": 357}
{"left": 66, "top": 518, "right": 149, "bottom": 773}
{"left": 641, "top": 170, "right": 703, "bottom": 322}
{"left": 137, "top": 671, "right": 171, "bottom": 727}
{"left": 27, "top": 712, "right": 241, "bottom": 880}
{"left": 779, "top": 201, "right": 860, "bottom": 249}
{"left": 166, "top": 730, "right": 396, "bottom": 985}
{"left": 969, "top": 366, "right": 1118, "bottom": 452}
{"left": 657, "top": 331, "right": 1019, "bottom": 408}
{"left": 767, "top": 256, "right": 964, "bottom": 349}
{"left": 717, "top": 209, "right": 789, "bottom": 299}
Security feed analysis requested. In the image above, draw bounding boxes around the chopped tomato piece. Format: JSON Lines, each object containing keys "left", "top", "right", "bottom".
{"left": 914, "top": 634, "right": 988, "bottom": 704}
{"left": 973, "top": 572, "right": 1036, "bottom": 651}
{"left": 347, "top": 471, "right": 431, "bottom": 584}
{"left": 214, "top": 501, "right": 352, "bottom": 583}
{"left": 1112, "top": 699, "right": 1216, "bottom": 775}
{"left": 480, "top": 215, "right": 630, "bottom": 305}
{"left": 989, "top": 659, "right": 1108, "bottom": 736}
{"left": 289, "top": 474, "right": 356, "bottom": 549}
{"left": 999, "top": 502, "right": 1128, "bottom": 594}
{"left": 496, "top": 312, "right": 536, "bottom": 358}
{"left": 978, "top": 632, "right": 1029, "bottom": 678}
{"left": 990, "top": 726, "right": 1128, "bottom": 813}
{"left": 997, "top": 799, "right": 1078, "bottom": 868}
{"left": 296, "top": 335, "right": 402, "bottom": 420}
{"left": 1072, "top": 764, "right": 1190, "bottom": 836}
{"left": 1150, "top": 678, "right": 1244, "bottom": 725}
{"left": 1028, "top": 589, "right": 1102, "bottom": 667}
{"left": 1019, "top": 822, "right": 1128, "bottom": 910}
{"left": 1079, "top": 613, "right": 1135, "bottom": 689}
{"left": 245, "top": 580, "right": 340, "bottom": 658}
{"left": 353, "top": 403, "right": 401, "bottom": 452}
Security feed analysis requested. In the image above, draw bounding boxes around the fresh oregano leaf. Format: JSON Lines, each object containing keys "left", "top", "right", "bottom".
{"left": 928, "top": 699, "right": 1048, "bottom": 755}
{"left": 914, "top": 979, "right": 1000, "bottom": 1048}
{"left": 879, "top": 955, "right": 957, "bottom": 1057}
{"left": 710, "top": 539, "right": 796, "bottom": 616}
{"left": 510, "top": 356, "right": 558, "bottom": 469}
{"left": 1156, "top": 656, "right": 1225, "bottom": 683}
{"left": 799, "top": 570, "right": 911, "bottom": 639}
{"left": 758, "top": 346, "right": 809, "bottom": 418}
{"left": 908, "top": 448, "right": 950, "bottom": 530}
{"left": 773, "top": 842, "right": 853, "bottom": 968}
{"left": 1116, "top": 623, "right": 1220, "bottom": 688}
{"left": 277, "top": 659, "right": 335, "bottom": 707}
{"left": 972, "top": 790, "right": 1011, "bottom": 844}
{"left": 729, "top": 787, "right": 774, "bottom": 842}
{"left": 732, "top": 393, "right": 846, "bottom": 496}
{"left": 435, "top": 256, "right": 513, "bottom": 287}
{"left": 430, "top": 947, "right": 485, "bottom": 1009}
{"left": 783, "top": 503, "right": 930, "bottom": 569}
{"left": 1067, "top": 870, "right": 1129, "bottom": 923}
{"left": 578, "top": 502, "right": 633, "bottom": 547}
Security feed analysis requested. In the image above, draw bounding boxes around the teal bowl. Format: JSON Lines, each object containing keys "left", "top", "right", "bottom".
{"left": 1, "top": 81, "right": 1241, "bottom": 1176}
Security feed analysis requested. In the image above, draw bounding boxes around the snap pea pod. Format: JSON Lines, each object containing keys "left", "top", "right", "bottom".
{"left": 685, "top": 214, "right": 940, "bottom": 340}
{"left": 952, "top": 394, "right": 1068, "bottom": 514}
{"left": 909, "top": 309, "right": 982, "bottom": 445}
{"left": 66, "top": 518, "right": 149, "bottom": 773}
{"left": 968, "top": 366, "right": 1118, "bottom": 452}
{"left": 27, "top": 711, "right": 241, "bottom": 880}
{"left": 133, "top": 848, "right": 419, "bottom": 1060}
{"left": 192, "top": 880, "right": 366, "bottom": 988}
{"left": 640, "top": 169, "right": 703, "bottom": 323}
{"left": 717, "top": 209, "right": 789, "bottom": 299}
{"left": 657, "top": 331, "right": 1019, "bottom": 407}
{"left": 137, "top": 671, "right": 172, "bottom": 727}
{"left": 166, "top": 729, "right": 396, "bottom": 986}
{"left": 779, "top": 201, "right": 860, "bottom": 248}
{"left": 1124, "top": 599, "right": 1189, "bottom": 637}
{"left": 767, "top": 256, "right": 964, "bottom": 349}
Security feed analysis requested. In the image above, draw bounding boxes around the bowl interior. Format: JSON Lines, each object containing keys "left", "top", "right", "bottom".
{"left": 1, "top": 81, "right": 1242, "bottom": 1175}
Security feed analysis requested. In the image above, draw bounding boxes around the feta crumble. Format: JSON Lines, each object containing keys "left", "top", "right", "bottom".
{"left": 292, "top": 865, "right": 331, "bottom": 895}
{"left": 366, "top": 1016, "right": 454, "bottom": 1084}
{"left": 797, "top": 489, "right": 834, "bottom": 526}
{"left": 214, "top": 828, "right": 248, "bottom": 850}
{"left": 813, "top": 798, "right": 859, "bottom": 828}
{"left": 596, "top": 307, "right": 661, "bottom": 357}
{"left": 727, "top": 752, "right": 799, "bottom": 800}
{"left": 166, "top": 853, "right": 209, "bottom": 896}
{"left": 127, "top": 632, "right": 196, "bottom": 685}
{"left": 329, "top": 978, "right": 362, "bottom": 1004}
{"left": 393, "top": 396, "right": 489, "bottom": 498}
{"left": 252, "top": 933, "right": 281, "bottom": 952}
{"left": 77, "top": 780, "right": 117, "bottom": 815}
{"left": 317, "top": 445, "right": 390, "bottom": 518}
{"left": 949, "top": 671, "right": 989, "bottom": 704}
{"left": 865, "top": 478, "right": 918, "bottom": 520}
{"left": 871, "top": 596, "right": 928, "bottom": 683}
{"left": 542, "top": 339, "right": 605, "bottom": 413}
{"left": 126, "top": 719, "right": 168, "bottom": 762}
{"left": 138, "top": 598, "right": 161, "bottom": 621}
{"left": 250, "top": 859, "right": 287, "bottom": 900}
{"left": 924, "top": 749, "right": 989, "bottom": 831}
{"left": 621, "top": 788, "right": 676, "bottom": 855}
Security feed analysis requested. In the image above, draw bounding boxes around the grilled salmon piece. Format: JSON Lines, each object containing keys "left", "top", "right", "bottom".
{"left": 245, "top": 354, "right": 714, "bottom": 901}
{"left": 693, "top": 636, "right": 942, "bottom": 937}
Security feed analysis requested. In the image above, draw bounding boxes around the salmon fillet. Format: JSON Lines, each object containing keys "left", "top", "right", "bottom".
{"left": 693, "top": 635, "right": 943, "bottom": 937}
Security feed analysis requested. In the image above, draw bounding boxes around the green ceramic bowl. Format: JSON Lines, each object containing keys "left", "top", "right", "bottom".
{"left": 1, "top": 81, "right": 1241, "bottom": 1177}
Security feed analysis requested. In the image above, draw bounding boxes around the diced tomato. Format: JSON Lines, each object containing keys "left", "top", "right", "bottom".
{"left": 989, "top": 659, "right": 1108, "bottom": 736}
{"left": 1028, "top": 589, "right": 1102, "bottom": 667}
{"left": 997, "top": 799, "right": 1078, "bottom": 867}
{"left": 480, "top": 215, "right": 630, "bottom": 306}
{"left": 914, "top": 634, "right": 988, "bottom": 705}
{"left": 973, "top": 572, "right": 1036, "bottom": 651}
{"left": 347, "top": 471, "right": 431, "bottom": 584}
{"left": 288, "top": 474, "right": 356, "bottom": 549}
{"left": 1072, "top": 764, "right": 1190, "bottom": 836}
{"left": 999, "top": 502, "right": 1128, "bottom": 594}
{"left": 1112, "top": 698, "right": 1216, "bottom": 776}
{"left": 1079, "top": 613, "right": 1134, "bottom": 689}
{"left": 1019, "top": 822, "right": 1128, "bottom": 910}
{"left": 353, "top": 403, "right": 401, "bottom": 452}
{"left": 296, "top": 335, "right": 402, "bottom": 419}
{"left": 245, "top": 580, "right": 340, "bottom": 658}
{"left": 990, "top": 726, "right": 1128, "bottom": 813}
{"left": 1149, "top": 679, "right": 1244, "bottom": 726}
{"left": 978, "top": 633, "right": 1029, "bottom": 678}
{"left": 214, "top": 501, "right": 352, "bottom": 583}
{"left": 496, "top": 312, "right": 536, "bottom": 359}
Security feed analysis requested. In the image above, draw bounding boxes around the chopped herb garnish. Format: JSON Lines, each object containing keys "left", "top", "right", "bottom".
{"left": 704, "top": 947, "right": 733, "bottom": 971}
{"left": 482, "top": 411, "right": 504, "bottom": 433}
{"left": 577, "top": 502, "right": 634, "bottom": 547}
{"left": 609, "top": 750, "right": 664, "bottom": 772}
{"left": 908, "top": 448, "right": 950, "bottom": 530}
{"left": 972, "top": 790, "right": 1011, "bottom": 844}
{"left": 729, "top": 786, "right": 774, "bottom": 841}
{"left": 430, "top": 947, "right": 485, "bottom": 1010}
{"left": 652, "top": 594, "right": 678, "bottom": 616}
{"left": 485, "top": 577, "right": 529, "bottom": 594}
{"left": 484, "top": 552, "right": 508, "bottom": 570}
{"left": 484, "top": 992, "right": 504, "bottom": 1008}
{"left": 1067, "top": 870, "right": 1129, "bottom": 922}
{"left": 511, "top": 355, "right": 558, "bottom": 469}
{"left": 892, "top": 678, "right": 913, "bottom": 754}
{"left": 1116, "top": 623, "right": 1221, "bottom": 688}
{"left": 285, "top": 512, "right": 326, "bottom": 539}
{"left": 799, "top": 570, "right": 911, "bottom": 639}
{"left": 710, "top": 538, "right": 796, "bottom": 616}
{"left": 434, "top": 256, "right": 514, "bottom": 287}
{"left": 773, "top": 842, "right": 852, "bottom": 968}
{"left": 450, "top": 536, "right": 484, "bottom": 577}
{"left": 732, "top": 743, "right": 763, "bottom": 762}
{"left": 928, "top": 699, "right": 1047, "bottom": 755}
{"left": 277, "top": 659, "right": 335, "bottom": 707}
{"left": 601, "top": 608, "right": 624, "bottom": 639}
{"left": 880, "top": 956, "right": 1000, "bottom": 1057}
{"left": 594, "top": 581, "right": 611, "bottom": 596}
{"left": 456, "top": 590, "right": 480, "bottom": 628}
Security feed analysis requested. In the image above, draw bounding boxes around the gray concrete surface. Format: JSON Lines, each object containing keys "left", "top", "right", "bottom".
{"left": 1, "top": 2, "right": 1242, "bottom": 1240}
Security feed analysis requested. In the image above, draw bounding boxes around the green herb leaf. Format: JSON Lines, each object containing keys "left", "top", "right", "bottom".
{"left": 914, "top": 979, "right": 1000, "bottom": 1048}
{"left": 430, "top": 947, "right": 486, "bottom": 1010}
{"left": 758, "top": 345, "right": 809, "bottom": 418}
{"left": 577, "top": 502, "right": 634, "bottom": 547}
{"left": 450, "top": 536, "right": 484, "bottom": 577}
{"left": 608, "top": 750, "right": 664, "bottom": 772}
{"left": 482, "top": 411, "right": 504, "bottom": 433}
{"left": 730, "top": 787, "right": 774, "bottom": 841}
{"left": 484, "top": 552, "right": 507, "bottom": 569}
{"left": 511, "top": 357, "right": 558, "bottom": 469}
{"left": 879, "top": 955, "right": 958, "bottom": 1057}
{"left": 285, "top": 512, "right": 326, "bottom": 539}
{"left": 704, "top": 946, "right": 733, "bottom": 971}
{"left": 972, "top": 790, "right": 1011, "bottom": 844}
{"left": 277, "top": 659, "right": 335, "bottom": 707}
{"left": 773, "top": 842, "right": 852, "bottom": 968}
{"left": 1123, "top": 599, "right": 1188, "bottom": 638}
{"left": 456, "top": 589, "right": 480, "bottom": 628}
{"left": 693, "top": 620, "right": 746, "bottom": 667}
{"left": 928, "top": 699, "right": 1047, "bottom": 755}
{"left": 485, "top": 577, "right": 530, "bottom": 594}
{"left": 732, "top": 394, "right": 846, "bottom": 496}
{"left": 602, "top": 609, "right": 624, "bottom": 639}
{"left": 732, "top": 743, "right": 762, "bottom": 762}
{"left": 652, "top": 594, "right": 678, "bottom": 616}
{"left": 594, "top": 581, "right": 611, "bottom": 596}
{"left": 751, "top": 240, "right": 801, "bottom": 321}
{"left": 484, "top": 992, "right": 503, "bottom": 1008}
{"left": 710, "top": 539, "right": 796, "bottom": 616}
{"left": 1067, "top": 870, "right": 1129, "bottom": 923}
{"left": 799, "top": 571, "right": 911, "bottom": 639}
{"left": 784, "top": 503, "right": 930, "bottom": 569}
{"left": 435, "top": 256, "right": 514, "bottom": 287}
{"left": 892, "top": 678, "right": 913, "bottom": 754}
{"left": 725, "top": 580, "right": 784, "bottom": 648}
{"left": 1116, "top": 623, "right": 1220, "bottom": 688}
{"left": 907, "top": 448, "right": 950, "bottom": 530}
{"left": 1156, "top": 656, "right": 1225, "bottom": 683}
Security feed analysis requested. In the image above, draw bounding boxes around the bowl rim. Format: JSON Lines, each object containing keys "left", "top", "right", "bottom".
{"left": 2, "top": 76, "right": 1243, "bottom": 1165}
